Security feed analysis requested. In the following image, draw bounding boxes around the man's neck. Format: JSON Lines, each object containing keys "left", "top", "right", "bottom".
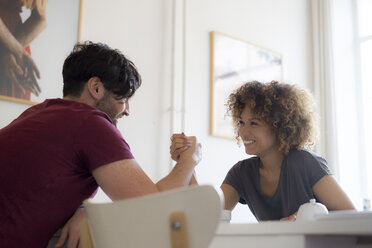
{"left": 63, "top": 94, "right": 95, "bottom": 107}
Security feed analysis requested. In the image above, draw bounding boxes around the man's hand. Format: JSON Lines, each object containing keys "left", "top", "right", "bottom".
{"left": 54, "top": 208, "right": 86, "bottom": 248}
{"left": 169, "top": 133, "right": 192, "bottom": 162}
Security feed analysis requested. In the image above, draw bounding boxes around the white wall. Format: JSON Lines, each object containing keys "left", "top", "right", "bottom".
{"left": 0, "top": 0, "right": 313, "bottom": 222}
{"left": 0, "top": 100, "right": 29, "bottom": 127}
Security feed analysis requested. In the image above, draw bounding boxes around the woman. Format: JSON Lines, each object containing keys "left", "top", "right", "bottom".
{"left": 0, "top": 0, "right": 47, "bottom": 99}
{"left": 171, "top": 81, "right": 355, "bottom": 221}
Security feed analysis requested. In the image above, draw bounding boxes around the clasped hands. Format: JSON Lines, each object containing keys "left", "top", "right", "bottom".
{"left": 169, "top": 132, "right": 202, "bottom": 165}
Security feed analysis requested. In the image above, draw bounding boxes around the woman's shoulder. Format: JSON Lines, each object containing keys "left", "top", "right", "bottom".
{"left": 224, "top": 156, "right": 259, "bottom": 184}
{"left": 232, "top": 156, "right": 259, "bottom": 170}
{"left": 287, "top": 148, "right": 324, "bottom": 161}
{"left": 286, "top": 148, "right": 329, "bottom": 170}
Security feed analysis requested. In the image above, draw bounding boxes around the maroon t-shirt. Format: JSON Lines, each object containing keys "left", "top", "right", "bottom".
{"left": 0, "top": 99, "right": 134, "bottom": 247}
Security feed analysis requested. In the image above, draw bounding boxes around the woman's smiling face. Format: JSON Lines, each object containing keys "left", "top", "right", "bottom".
{"left": 237, "top": 106, "right": 279, "bottom": 158}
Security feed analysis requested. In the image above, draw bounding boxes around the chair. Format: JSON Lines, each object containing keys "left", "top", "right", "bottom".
{"left": 80, "top": 185, "right": 223, "bottom": 248}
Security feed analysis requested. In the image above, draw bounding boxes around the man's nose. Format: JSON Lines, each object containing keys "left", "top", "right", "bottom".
{"left": 123, "top": 101, "right": 130, "bottom": 116}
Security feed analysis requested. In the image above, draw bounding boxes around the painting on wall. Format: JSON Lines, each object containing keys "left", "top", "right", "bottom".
{"left": 209, "top": 31, "right": 283, "bottom": 139}
{"left": 0, "top": 0, "right": 82, "bottom": 105}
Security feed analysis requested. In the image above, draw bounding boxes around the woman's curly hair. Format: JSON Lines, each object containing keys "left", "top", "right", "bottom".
{"left": 227, "top": 81, "right": 318, "bottom": 155}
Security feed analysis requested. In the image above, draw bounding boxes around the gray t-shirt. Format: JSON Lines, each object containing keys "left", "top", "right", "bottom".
{"left": 223, "top": 149, "right": 331, "bottom": 221}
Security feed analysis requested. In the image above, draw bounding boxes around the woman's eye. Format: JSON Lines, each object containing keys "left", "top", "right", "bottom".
{"left": 250, "top": 121, "right": 258, "bottom": 126}
{"left": 237, "top": 120, "right": 244, "bottom": 126}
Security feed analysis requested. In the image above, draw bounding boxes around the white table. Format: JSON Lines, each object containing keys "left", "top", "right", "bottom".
{"left": 210, "top": 211, "right": 372, "bottom": 248}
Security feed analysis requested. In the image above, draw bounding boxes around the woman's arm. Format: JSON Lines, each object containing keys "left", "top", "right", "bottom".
{"left": 14, "top": 8, "right": 47, "bottom": 48}
{"left": 220, "top": 184, "right": 239, "bottom": 210}
{"left": 313, "top": 175, "right": 355, "bottom": 210}
{"left": 0, "top": 18, "right": 24, "bottom": 55}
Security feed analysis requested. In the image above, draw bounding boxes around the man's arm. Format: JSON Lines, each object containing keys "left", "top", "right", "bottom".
{"left": 93, "top": 136, "right": 200, "bottom": 199}
{"left": 55, "top": 160, "right": 155, "bottom": 248}
{"left": 92, "top": 159, "right": 158, "bottom": 200}
{"left": 156, "top": 136, "right": 200, "bottom": 190}
{"left": 55, "top": 136, "right": 201, "bottom": 248}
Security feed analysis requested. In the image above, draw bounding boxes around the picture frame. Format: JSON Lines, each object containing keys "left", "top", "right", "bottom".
{"left": 209, "top": 31, "right": 283, "bottom": 139}
{"left": 0, "top": 0, "right": 83, "bottom": 105}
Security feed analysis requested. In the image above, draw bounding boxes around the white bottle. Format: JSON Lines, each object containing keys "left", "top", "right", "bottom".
{"left": 296, "top": 199, "right": 328, "bottom": 221}
{"left": 363, "top": 198, "right": 371, "bottom": 210}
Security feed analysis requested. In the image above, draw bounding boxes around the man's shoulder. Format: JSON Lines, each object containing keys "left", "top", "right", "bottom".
{"left": 24, "top": 99, "right": 113, "bottom": 128}
{"left": 41, "top": 98, "right": 95, "bottom": 111}
{"left": 41, "top": 99, "right": 109, "bottom": 118}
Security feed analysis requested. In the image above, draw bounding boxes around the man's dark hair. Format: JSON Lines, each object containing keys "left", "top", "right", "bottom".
{"left": 62, "top": 41, "right": 141, "bottom": 98}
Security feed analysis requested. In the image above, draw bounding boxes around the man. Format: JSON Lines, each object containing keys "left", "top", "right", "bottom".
{"left": 0, "top": 41, "right": 200, "bottom": 247}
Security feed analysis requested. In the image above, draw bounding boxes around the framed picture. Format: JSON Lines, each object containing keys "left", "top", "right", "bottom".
{"left": 209, "top": 31, "right": 283, "bottom": 139}
{"left": 0, "top": 0, "right": 82, "bottom": 105}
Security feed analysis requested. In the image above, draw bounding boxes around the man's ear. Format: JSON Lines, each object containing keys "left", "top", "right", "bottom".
{"left": 86, "top": 77, "right": 104, "bottom": 100}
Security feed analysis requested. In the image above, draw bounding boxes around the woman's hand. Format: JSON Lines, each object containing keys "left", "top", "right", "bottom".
{"left": 1, "top": 15, "right": 42, "bottom": 97}
{"left": 280, "top": 211, "right": 297, "bottom": 221}
{"left": 19, "top": 51, "right": 41, "bottom": 96}
{"left": 0, "top": 50, "right": 41, "bottom": 96}
{"left": 179, "top": 135, "right": 202, "bottom": 166}
{"left": 0, "top": 52, "right": 23, "bottom": 91}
